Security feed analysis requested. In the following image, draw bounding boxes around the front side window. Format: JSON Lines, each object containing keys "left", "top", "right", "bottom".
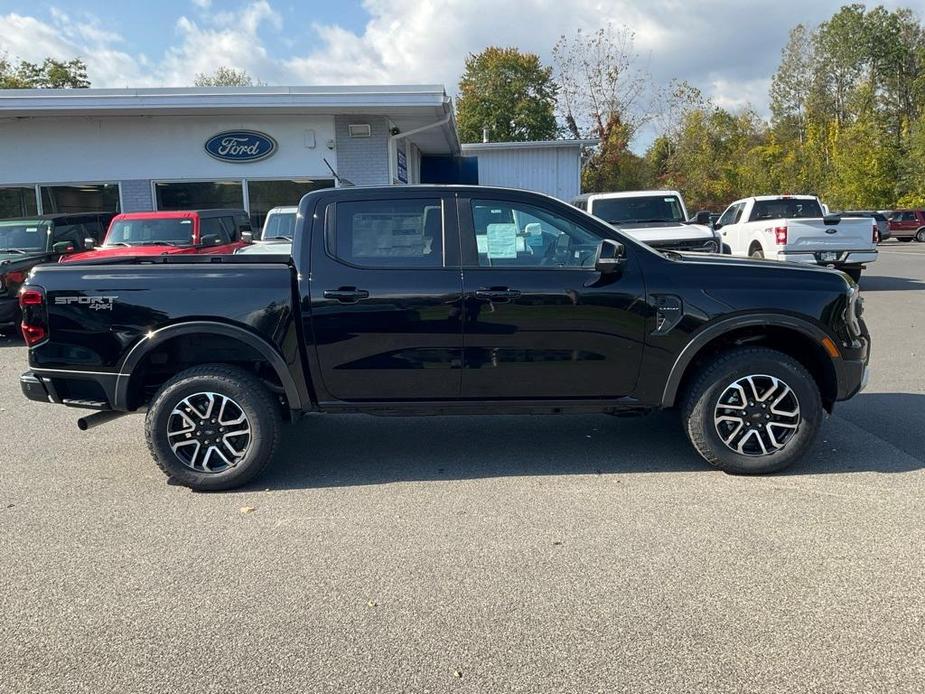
{"left": 590, "top": 195, "right": 685, "bottom": 224}
{"left": 106, "top": 218, "right": 194, "bottom": 246}
{"left": 51, "top": 222, "right": 89, "bottom": 247}
{"left": 331, "top": 199, "right": 443, "bottom": 268}
{"left": 0, "top": 220, "right": 49, "bottom": 252}
{"left": 718, "top": 203, "right": 742, "bottom": 227}
{"left": 470, "top": 199, "right": 601, "bottom": 268}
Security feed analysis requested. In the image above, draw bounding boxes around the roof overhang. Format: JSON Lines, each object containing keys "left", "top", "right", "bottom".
{"left": 461, "top": 138, "right": 598, "bottom": 152}
{"left": 0, "top": 85, "right": 461, "bottom": 155}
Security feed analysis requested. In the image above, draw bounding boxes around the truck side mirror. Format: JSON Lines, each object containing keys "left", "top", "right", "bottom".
{"left": 595, "top": 239, "right": 626, "bottom": 274}
{"left": 241, "top": 231, "right": 253, "bottom": 244}
{"left": 200, "top": 234, "right": 221, "bottom": 246}
{"left": 693, "top": 210, "right": 711, "bottom": 225}
{"left": 83, "top": 237, "right": 96, "bottom": 250}
{"left": 52, "top": 241, "right": 76, "bottom": 254}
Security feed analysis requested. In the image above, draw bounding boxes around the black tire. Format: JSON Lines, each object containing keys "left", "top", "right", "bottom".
{"left": 916, "top": 228, "right": 925, "bottom": 242}
{"left": 145, "top": 364, "right": 281, "bottom": 491}
{"left": 843, "top": 268, "right": 862, "bottom": 282}
{"left": 681, "top": 347, "right": 823, "bottom": 474}
{"left": 749, "top": 244, "right": 765, "bottom": 259}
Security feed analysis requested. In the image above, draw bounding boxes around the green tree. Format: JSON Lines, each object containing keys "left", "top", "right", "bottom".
{"left": 456, "top": 47, "right": 558, "bottom": 143}
{"left": 193, "top": 66, "right": 258, "bottom": 87}
{"left": 0, "top": 54, "right": 90, "bottom": 88}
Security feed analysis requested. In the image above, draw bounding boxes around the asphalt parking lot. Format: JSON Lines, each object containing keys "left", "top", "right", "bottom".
{"left": 1, "top": 245, "right": 923, "bottom": 693}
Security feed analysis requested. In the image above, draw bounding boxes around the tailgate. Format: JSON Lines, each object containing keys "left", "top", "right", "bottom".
{"left": 786, "top": 218, "right": 874, "bottom": 251}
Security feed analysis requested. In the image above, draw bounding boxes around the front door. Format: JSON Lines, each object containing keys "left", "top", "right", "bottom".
{"left": 198, "top": 215, "right": 243, "bottom": 254}
{"left": 457, "top": 194, "right": 646, "bottom": 399}
{"left": 307, "top": 193, "right": 463, "bottom": 402}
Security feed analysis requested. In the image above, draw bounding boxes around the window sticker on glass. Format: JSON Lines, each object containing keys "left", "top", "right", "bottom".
{"left": 486, "top": 223, "right": 517, "bottom": 259}
{"left": 26, "top": 227, "right": 38, "bottom": 233}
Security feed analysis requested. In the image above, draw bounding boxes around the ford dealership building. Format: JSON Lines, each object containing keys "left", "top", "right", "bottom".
{"left": 0, "top": 86, "right": 592, "bottom": 228}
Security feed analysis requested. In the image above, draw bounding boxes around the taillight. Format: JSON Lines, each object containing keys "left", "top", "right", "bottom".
{"left": 0, "top": 270, "right": 27, "bottom": 291}
{"left": 19, "top": 287, "right": 48, "bottom": 347}
{"left": 872, "top": 223, "right": 879, "bottom": 243}
{"left": 774, "top": 226, "right": 788, "bottom": 245}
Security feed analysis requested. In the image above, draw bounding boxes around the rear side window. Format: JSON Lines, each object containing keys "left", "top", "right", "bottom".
{"left": 330, "top": 199, "right": 443, "bottom": 268}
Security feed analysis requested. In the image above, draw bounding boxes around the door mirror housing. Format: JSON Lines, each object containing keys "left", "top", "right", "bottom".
{"left": 241, "top": 231, "right": 253, "bottom": 244}
{"left": 693, "top": 210, "right": 711, "bottom": 226}
{"left": 595, "top": 239, "right": 626, "bottom": 274}
{"left": 200, "top": 234, "right": 222, "bottom": 246}
{"left": 83, "top": 237, "right": 96, "bottom": 250}
{"left": 52, "top": 241, "right": 76, "bottom": 254}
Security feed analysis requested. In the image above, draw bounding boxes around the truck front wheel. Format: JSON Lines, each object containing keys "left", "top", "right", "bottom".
{"left": 145, "top": 364, "right": 281, "bottom": 491}
{"left": 681, "top": 348, "right": 823, "bottom": 474}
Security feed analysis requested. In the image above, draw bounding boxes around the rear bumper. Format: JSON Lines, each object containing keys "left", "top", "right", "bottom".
{"left": 20, "top": 369, "right": 117, "bottom": 410}
{"left": 20, "top": 371, "right": 53, "bottom": 404}
{"left": 776, "top": 249, "right": 878, "bottom": 267}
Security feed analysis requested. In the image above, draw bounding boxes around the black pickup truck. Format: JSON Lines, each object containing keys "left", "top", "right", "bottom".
{"left": 18, "top": 186, "right": 870, "bottom": 490}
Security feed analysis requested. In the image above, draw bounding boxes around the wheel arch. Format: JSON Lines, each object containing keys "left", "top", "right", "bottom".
{"left": 114, "top": 321, "right": 305, "bottom": 411}
{"left": 662, "top": 315, "right": 839, "bottom": 411}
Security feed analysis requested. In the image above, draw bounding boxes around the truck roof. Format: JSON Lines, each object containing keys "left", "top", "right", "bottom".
{"left": 112, "top": 209, "right": 247, "bottom": 221}
{"left": 571, "top": 190, "right": 683, "bottom": 203}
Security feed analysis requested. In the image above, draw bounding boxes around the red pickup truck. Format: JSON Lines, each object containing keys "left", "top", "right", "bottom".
{"left": 62, "top": 209, "right": 253, "bottom": 262}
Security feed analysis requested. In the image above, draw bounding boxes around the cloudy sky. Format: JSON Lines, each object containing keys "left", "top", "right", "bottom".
{"left": 0, "top": 0, "right": 916, "bottom": 148}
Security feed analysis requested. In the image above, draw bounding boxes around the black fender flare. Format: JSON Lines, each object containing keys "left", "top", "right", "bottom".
{"left": 660, "top": 313, "right": 833, "bottom": 408}
{"left": 113, "top": 321, "right": 304, "bottom": 411}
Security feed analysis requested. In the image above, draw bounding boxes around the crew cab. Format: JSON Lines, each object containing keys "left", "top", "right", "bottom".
{"left": 715, "top": 195, "right": 878, "bottom": 281}
{"left": 887, "top": 209, "right": 925, "bottom": 242}
{"left": 62, "top": 209, "right": 252, "bottom": 263}
{"left": 572, "top": 190, "right": 721, "bottom": 253}
{"left": 0, "top": 212, "right": 114, "bottom": 330}
{"left": 18, "top": 186, "right": 870, "bottom": 490}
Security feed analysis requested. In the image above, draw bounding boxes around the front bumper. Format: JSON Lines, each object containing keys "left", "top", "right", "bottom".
{"left": 834, "top": 334, "right": 871, "bottom": 401}
{"left": 648, "top": 237, "right": 720, "bottom": 253}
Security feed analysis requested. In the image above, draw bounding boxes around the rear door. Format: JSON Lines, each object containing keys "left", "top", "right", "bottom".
{"left": 457, "top": 192, "right": 646, "bottom": 399}
{"left": 306, "top": 192, "right": 463, "bottom": 402}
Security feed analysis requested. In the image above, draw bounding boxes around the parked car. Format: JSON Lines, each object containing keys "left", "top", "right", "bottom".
{"left": 887, "top": 209, "right": 925, "bottom": 242}
{"left": 836, "top": 211, "right": 891, "bottom": 243}
{"left": 572, "top": 190, "right": 722, "bottom": 253}
{"left": 61, "top": 209, "right": 253, "bottom": 263}
{"left": 0, "top": 212, "right": 114, "bottom": 330}
{"left": 715, "top": 195, "right": 878, "bottom": 281}
{"left": 260, "top": 206, "right": 297, "bottom": 240}
{"left": 18, "top": 185, "right": 869, "bottom": 490}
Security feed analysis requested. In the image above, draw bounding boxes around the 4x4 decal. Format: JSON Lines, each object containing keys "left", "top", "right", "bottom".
{"left": 54, "top": 296, "right": 118, "bottom": 311}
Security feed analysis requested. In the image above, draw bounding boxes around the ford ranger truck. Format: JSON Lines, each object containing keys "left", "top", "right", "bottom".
{"left": 572, "top": 190, "right": 721, "bottom": 253}
{"left": 715, "top": 195, "right": 878, "bottom": 281}
{"left": 18, "top": 186, "right": 870, "bottom": 490}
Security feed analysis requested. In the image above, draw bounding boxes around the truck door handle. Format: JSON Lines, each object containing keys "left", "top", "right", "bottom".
{"left": 323, "top": 287, "right": 370, "bottom": 303}
{"left": 475, "top": 288, "right": 521, "bottom": 302}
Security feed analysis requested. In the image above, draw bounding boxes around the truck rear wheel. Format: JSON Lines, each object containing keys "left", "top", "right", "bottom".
{"left": 916, "top": 228, "right": 925, "bottom": 242}
{"left": 749, "top": 244, "right": 764, "bottom": 259}
{"left": 681, "top": 348, "right": 823, "bottom": 474}
{"left": 145, "top": 364, "right": 281, "bottom": 491}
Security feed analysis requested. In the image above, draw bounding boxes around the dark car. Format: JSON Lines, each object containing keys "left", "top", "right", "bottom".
{"left": 838, "top": 210, "right": 891, "bottom": 243}
{"left": 887, "top": 209, "right": 925, "bottom": 242}
{"left": 18, "top": 186, "right": 869, "bottom": 490}
{"left": 0, "top": 212, "right": 114, "bottom": 331}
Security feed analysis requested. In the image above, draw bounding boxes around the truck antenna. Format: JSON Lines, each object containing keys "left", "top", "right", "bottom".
{"left": 323, "top": 158, "right": 354, "bottom": 187}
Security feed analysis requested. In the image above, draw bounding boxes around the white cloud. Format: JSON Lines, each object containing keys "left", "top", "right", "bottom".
{"left": 0, "top": 0, "right": 884, "bottom": 145}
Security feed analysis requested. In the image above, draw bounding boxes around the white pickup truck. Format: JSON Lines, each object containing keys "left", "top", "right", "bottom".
{"left": 572, "top": 190, "right": 721, "bottom": 253}
{"left": 715, "top": 195, "right": 877, "bottom": 281}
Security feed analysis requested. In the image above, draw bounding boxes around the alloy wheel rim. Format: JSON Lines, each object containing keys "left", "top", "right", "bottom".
{"left": 713, "top": 375, "right": 801, "bottom": 457}
{"left": 166, "top": 392, "right": 252, "bottom": 473}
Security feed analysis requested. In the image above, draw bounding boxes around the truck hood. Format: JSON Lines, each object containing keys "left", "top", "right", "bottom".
{"left": 62, "top": 245, "right": 192, "bottom": 263}
{"left": 615, "top": 222, "right": 714, "bottom": 242}
{"left": 673, "top": 249, "right": 850, "bottom": 278}
{"left": 1, "top": 251, "right": 45, "bottom": 265}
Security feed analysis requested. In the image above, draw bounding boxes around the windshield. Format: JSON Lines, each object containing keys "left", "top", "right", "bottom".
{"left": 591, "top": 196, "right": 685, "bottom": 224}
{"left": 0, "top": 220, "right": 49, "bottom": 252}
{"left": 262, "top": 211, "right": 296, "bottom": 239}
{"left": 105, "top": 218, "right": 194, "bottom": 246}
{"left": 751, "top": 198, "right": 823, "bottom": 220}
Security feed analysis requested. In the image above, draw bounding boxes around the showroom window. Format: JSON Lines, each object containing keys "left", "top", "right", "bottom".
{"left": 40, "top": 184, "right": 121, "bottom": 214}
{"left": 155, "top": 181, "right": 245, "bottom": 211}
{"left": 0, "top": 187, "right": 38, "bottom": 218}
{"left": 247, "top": 179, "right": 334, "bottom": 231}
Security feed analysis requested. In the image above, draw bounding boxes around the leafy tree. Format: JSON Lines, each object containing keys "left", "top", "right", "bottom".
{"left": 0, "top": 54, "right": 90, "bottom": 88}
{"left": 456, "top": 47, "right": 557, "bottom": 143}
{"left": 193, "top": 67, "right": 258, "bottom": 87}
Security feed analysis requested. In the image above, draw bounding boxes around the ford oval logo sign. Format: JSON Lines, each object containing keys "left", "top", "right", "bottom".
{"left": 204, "top": 130, "right": 277, "bottom": 163}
